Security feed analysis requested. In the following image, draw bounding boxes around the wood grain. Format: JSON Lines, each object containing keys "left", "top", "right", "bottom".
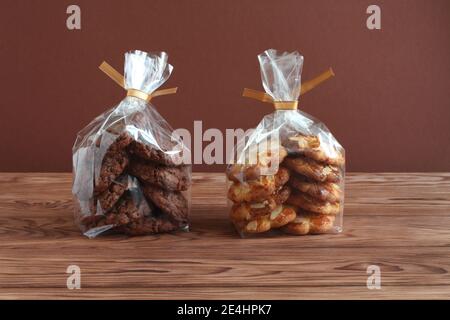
{"left": 0, "top": 172, "right": 449, "bottom": 299}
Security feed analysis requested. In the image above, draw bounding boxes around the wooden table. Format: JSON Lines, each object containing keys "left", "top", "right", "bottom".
{"left": 0, "top": 172, "right": 449, "bottom": 299}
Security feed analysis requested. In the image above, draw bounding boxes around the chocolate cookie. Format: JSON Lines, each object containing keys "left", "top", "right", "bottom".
{"left": 128, "top": 140, "right": 182, "bottom": 166}
{"left": 103, "top": 132, "right": 134, "bottom": 152}
{"left": 119, "top": 216, "right": 179, "bottom": 236}
{"left": 97, "top": 175, "right": 128, "bottom": 212}
{"left": 84, "top": 188, "right": 182, "bottom": 236}
{"left": 142, "top": 185, "right": 189, "bottom": 224}
{"left": 129, "top": 160, "right": 191, "bottom": 191}
{"left": 104, "top": 194, "right": 145, "bottom": 226}
{"left": 94, "top": 133, "right": 133, "bottom": 195}
{"left": 95, "top": 150, "right": 129, "bottom": 195}
{"left": 79, "top": 212, "right": 104, "bottom": 231}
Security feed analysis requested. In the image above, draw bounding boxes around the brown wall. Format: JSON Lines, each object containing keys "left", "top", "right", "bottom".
{"left": 1, "top": 0, "right": 449, "bottom": 172}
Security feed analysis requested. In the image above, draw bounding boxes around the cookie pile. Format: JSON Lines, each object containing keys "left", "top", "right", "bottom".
{"left": 79, "top": 132, "right": 191, "bottom": 236}
{"left": 227, "top": 145, "right": 296, "bottom": 235}
{"left": 282, "top": 134, "right": 344, "bottom": 235}
{"left": 227, "top": 134, "right": 344, "bottom": 236}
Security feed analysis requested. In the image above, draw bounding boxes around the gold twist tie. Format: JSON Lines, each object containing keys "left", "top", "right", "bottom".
{"left": 242, "top": 67, "right": 335, "bottom": 110}
{"left": 99, "top": 61, "right": 177, "bottom": 102}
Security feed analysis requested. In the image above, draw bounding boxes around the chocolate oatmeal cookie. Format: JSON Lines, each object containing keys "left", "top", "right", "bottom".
{"left": 94, "top": 133, "right": 133, "bottom": 195}
{"left": 103, "top": 132, "right": 134, "bottom": 152}
{"left": 95, "top": 150, "right": 129, "bottom": 195}
{"left": 119, "top": 216, "right": 179, "bottom": 236}
{"left": 129, "top": 160, "right": 191, "bottom": 191}
{"left": 128, "top": 140, "right": 182, "bottom": 166}
{"left": 97, "top": 175, "right": 128, "bottom": 212}
{"left": 142, "top": 185, "right": 189, "bottom": 224}
{"left": 99, "top": 191, "right": 180, "bottom": 235}
{"left": 104, "top": 194, "right": 144, "bottom": 226}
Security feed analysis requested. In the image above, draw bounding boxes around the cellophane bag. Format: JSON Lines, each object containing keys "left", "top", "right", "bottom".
{"left": 226, "top": 49, "right": 345, "bottom": 237}
{"left": 72, "top": 50, "right": 191, "bottom": 238}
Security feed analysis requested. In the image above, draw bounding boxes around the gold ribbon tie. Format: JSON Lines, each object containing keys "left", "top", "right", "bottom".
{"left": 242, "top": 67, "right": 335, "bottom": 110}
{"left": 99, "top": 61, "right": 177, "bottom": 102}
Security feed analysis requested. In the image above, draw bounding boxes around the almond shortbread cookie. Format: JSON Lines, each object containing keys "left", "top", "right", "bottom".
{"left": 229, "top": 185, "right": 291, "bottom": 221}
{"left": 283, "top": 156, "right": 341, "bottom": 182}
{"left": 286, "top": 191, "right": 340, "bottom": 215}
{"left": 281, "top": 210, "right": 336, "bottom": 235}
{"left": 227, "top": 145, "right": 288, "bottom": 182}
{"left": 289, "top": 175, "right": 341, "bottom": 203}
{"left": 241, "top": 205, "right": 297, "bottom": 234}
{"left": 228, "top": 168, "right": 290, "bottom": 203}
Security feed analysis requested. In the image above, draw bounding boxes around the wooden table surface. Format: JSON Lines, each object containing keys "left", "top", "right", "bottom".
{"left": 0, "top": 172, "right": 449, "bottom": 300}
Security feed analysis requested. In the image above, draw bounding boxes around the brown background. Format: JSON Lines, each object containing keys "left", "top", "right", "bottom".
{"left": 1, "top": 0, "right": 449, "bottom": 172}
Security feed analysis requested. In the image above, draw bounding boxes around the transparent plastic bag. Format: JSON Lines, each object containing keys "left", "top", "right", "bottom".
{"left": 72, "top": 50, "right": 191, "bottom": 238}
{"left": 226, "top": 49, "right": 345, "bottom": 237}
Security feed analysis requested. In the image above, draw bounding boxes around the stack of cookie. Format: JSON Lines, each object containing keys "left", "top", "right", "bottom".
{"left": 226, "top": 145, "right": 297, "bottom": 235}
{"left": 226, "top": 134, "right": 344, "bottom": 236}
{"left": 79, "top": 131, "right": 191, "bottom": 236}
{"left": 282, "top": 134, "right": 344, "bottom": 235}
